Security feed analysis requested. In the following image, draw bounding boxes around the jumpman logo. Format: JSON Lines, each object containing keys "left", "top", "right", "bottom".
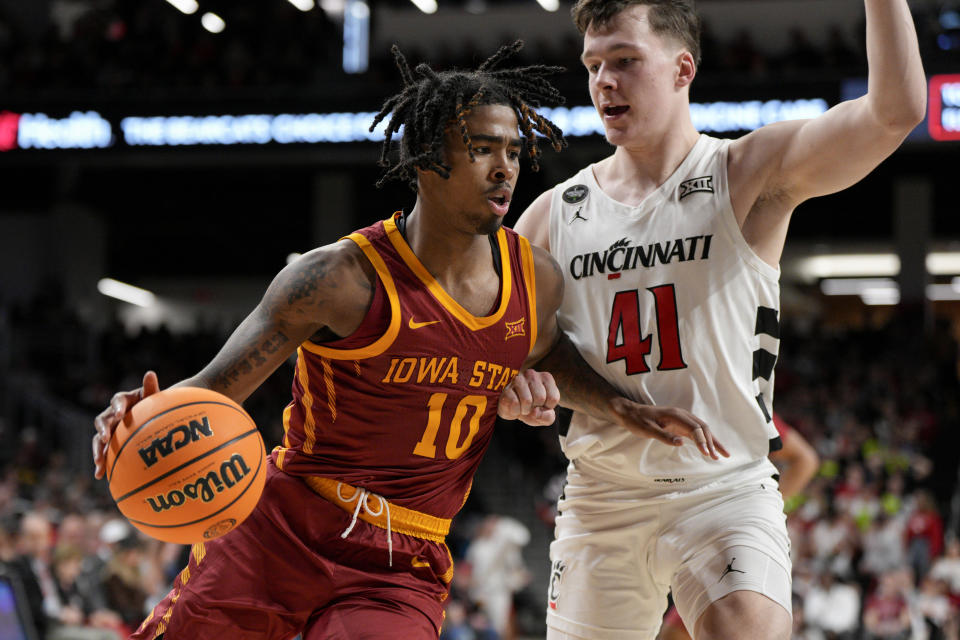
{"left": 569, "top": 207, "right": 587, "bottom": 223}
{"left": 717, "top": 558, "right": 746, "bottom": 582}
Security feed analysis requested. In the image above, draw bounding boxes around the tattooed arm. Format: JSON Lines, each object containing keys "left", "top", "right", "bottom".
{"left": 181, "top": 239, "right": 375, "bottom": 402}
{"left": 92, "top": 239, "right": 375, "bottom": 478}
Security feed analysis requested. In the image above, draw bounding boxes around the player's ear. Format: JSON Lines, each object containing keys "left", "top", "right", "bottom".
{"left": 676, "top": 50, "right": 696, "bottom": 89}
{"left": 414, "top": 166, "right": 432, "bottom": 191}
{"left": 414, "top": 161, "right": 444, "bottom": 191}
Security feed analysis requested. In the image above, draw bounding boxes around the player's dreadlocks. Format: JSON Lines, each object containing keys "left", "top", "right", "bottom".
{"left": 370, "top": 40, "right": 567, "bottom": 190}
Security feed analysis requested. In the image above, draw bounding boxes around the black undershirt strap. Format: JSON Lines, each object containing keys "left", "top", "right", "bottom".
{"left": 395, "top": 212, "right": 502, "bottom": 278}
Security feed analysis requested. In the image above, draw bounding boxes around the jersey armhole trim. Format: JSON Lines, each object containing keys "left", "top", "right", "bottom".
{"left": 300, "top": 230, "right": 402, "bottom": 360}
{"left": 518, "top": 235, "right": 539, "bottom": 357}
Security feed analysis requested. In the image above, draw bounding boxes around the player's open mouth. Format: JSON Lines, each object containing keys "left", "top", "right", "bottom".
{"left": 603, "top": 105, "right": 630, "bottom": 118}
{"left": 488, "top": 194, "right": 510, "bottom": 216}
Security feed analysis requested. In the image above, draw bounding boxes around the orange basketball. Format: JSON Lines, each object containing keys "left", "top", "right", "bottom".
{"left": 106, "top": 386, "right": 267, "bottom": 544}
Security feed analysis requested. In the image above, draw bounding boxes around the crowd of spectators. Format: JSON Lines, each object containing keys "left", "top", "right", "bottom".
{"left": 770, "top": 315, "right": 960, "bottom": 640}
{"left": 0, "top": 0, "right": 956, "bottom": 98}
{"left": 3, "top": 280, "right": 960, "bottom": 639}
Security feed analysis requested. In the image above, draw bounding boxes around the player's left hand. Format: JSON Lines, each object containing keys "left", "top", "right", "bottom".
{"left": 611, "top": 399, "right": 730, "bottom": 460}
{"left": 498, "top": 369, "right": 560, "bottom": 426}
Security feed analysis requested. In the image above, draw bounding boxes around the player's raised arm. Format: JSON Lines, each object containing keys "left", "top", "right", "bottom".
{"left": 92, "top": 239, "right": 375, "bottom": 478}
{"left": 729, "top": 0, "right": 926, "bottom": 257}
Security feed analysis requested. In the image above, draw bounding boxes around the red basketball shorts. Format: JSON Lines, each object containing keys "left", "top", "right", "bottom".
{"left": 131, "top": 459, "right": 453, "bottom": 640}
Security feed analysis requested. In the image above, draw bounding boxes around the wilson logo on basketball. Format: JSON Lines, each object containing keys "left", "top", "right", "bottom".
{"left": 138, "top": 417, "right": 214, "bottom": 467}
{"left": 145, "top": 453, "right": 251, "bottom": 513}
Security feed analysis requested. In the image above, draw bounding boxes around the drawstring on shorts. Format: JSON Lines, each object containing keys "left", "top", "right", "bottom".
{"left": 336, "top": 482, "right": 393, "bottom": 567}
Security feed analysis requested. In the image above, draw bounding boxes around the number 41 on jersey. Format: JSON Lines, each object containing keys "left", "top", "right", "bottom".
{"left": 607, "top": 284, "right": 687, "bottom": 375}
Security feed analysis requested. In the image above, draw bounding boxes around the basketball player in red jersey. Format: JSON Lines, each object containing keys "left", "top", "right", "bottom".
{"left": 88, "top": 42, "right": 581, "bottom": 640}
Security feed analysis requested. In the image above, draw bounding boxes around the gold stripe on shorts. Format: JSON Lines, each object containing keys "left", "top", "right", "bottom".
{"left": 303, "top": 476, "right": 450, "bottom": 543}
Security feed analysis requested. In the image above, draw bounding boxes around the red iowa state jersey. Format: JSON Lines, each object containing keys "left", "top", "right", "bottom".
{"left": 272, "top": 213, "right": 538, "bottom": 519}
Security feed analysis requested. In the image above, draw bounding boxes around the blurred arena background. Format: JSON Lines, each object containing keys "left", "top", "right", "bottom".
{"left": 1, "top": 0, "right": 960, "bottom": 638}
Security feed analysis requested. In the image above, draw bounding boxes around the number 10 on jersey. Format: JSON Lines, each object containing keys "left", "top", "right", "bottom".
{"left": 607, "top": 284, "right": 687, "bottom": 375}
{"left": 413, "top": 393, "right": 487, "bottom": 459}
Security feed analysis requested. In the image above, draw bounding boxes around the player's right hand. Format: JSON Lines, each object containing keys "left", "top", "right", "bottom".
{"left": 93, "top": 370, "right": 160, "bottom": 479}
{"left": 498, "top": 369, "right": 561, "bottom": 426}
{"left": 611, "top": 399, "right": 730, "bottom": 460}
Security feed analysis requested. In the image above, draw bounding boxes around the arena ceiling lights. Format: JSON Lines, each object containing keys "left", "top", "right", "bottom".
{"left": 534, "top": 0, "right": 560, "bottom": 12}
{"left": 799, "top": 253, "right": 960, "bottom": 281}
{"left": 164, "top": 0, "right": 199, "bottom": 15}
{"left": 818, "top": 279, "right": 901, "bottom": 306}
{"left": 807, "top": 255, "right": 960, "bottom": 305}
{"left": 201, "top": 13, "right": 226, "bottom": 33}
{"left": 818, "top": 278, "right": 960, "bottom": 306}
{"left": 287, "top": 0, "right": 316, "bottom": 10}
{"left": 798, "top": 254, "right": 900, "bottom": 280}
{"left": 163, "top": 0, "right": 226, "bottom": 34}
{"left": 409, "top": 0, "right": 437, "bottom": 14}
{"left": 97, "top": 279, "right": 156, "bottom": 308}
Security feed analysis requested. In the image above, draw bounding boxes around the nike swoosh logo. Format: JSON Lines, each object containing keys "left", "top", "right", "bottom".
{"left": 409, "top": 318, "right": 441, "bottom": 330}
{"left": 411, "top": 556, "right": 431, "bottom": 569}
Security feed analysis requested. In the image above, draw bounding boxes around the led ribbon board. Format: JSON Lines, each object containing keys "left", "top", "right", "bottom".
{"left": 928, "top": 74, "right": 960, "bottom": 141}
{"left": 0, "top": 99, "right": 830, "bottom": 152}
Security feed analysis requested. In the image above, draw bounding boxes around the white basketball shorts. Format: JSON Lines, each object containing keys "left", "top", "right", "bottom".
{"left": 546, "top": 460, "right": 792, "bottom": 640}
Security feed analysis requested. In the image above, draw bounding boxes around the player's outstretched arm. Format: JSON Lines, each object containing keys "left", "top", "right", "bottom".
{"left": 92, "top": 239, "right": 375, "bottom": 478}
{"left": 536, "top": 334, "right": 727, "bottom": 459}
{"left": 729, "top": 0, "right": 926, "bottom": 261}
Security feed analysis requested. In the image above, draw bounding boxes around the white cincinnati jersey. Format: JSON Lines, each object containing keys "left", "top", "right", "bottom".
{"left": 548, "top": 134, "right": 781, "bottom": 490}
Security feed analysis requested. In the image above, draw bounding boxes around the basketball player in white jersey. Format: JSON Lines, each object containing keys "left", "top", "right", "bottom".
{"left": 502, "top": 1, "right": 927, "bottom": 639}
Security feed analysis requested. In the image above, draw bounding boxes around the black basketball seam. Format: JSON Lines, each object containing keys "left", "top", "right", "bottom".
{"left": 108, "top": 399, "right": 252, "bottom": 483}
{"left": 113, "top": 428, "right": 260, "bottom": 503}
{"left": 124, "top": 435, "right": 265, "bottom": 530}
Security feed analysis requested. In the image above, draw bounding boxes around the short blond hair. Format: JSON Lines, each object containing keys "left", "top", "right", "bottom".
{"left": 572, "top": 0, "right": 701, "bottom": 66}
